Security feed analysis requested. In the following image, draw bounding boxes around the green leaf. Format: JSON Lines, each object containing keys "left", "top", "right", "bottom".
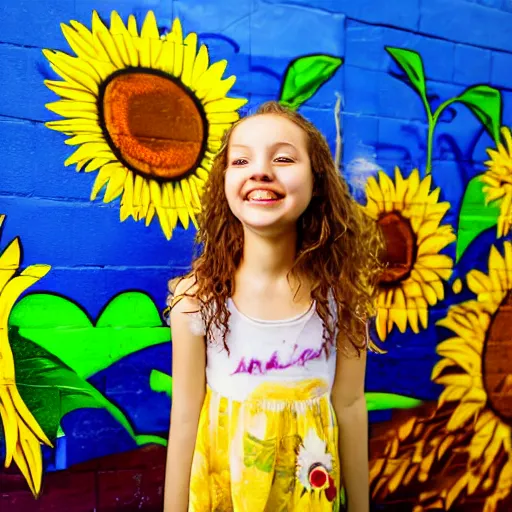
{"left": 9, "top": 292, "right": 170, "bottom": 379}
{"left": 149, "top": 369, "right": 172, "bottom": 397}
{"left": 455, "top": 85, "right": 502, "bottom": 143}
{"left": 386, "top": 47, "right": 427, "bottom": 101}
{"left": 9, "top": 328, "right": 165, "bottom": 446}
{"left": 456, "top": 175, "right": 501, "bottom": 262}
{"left": 279, "top": 54, "right": 343, "bottom": 110}
{"left": 365, "top": 392, "right": 422, "bottom": 411}
{"left": 97, "top": 292, "right": 162, "bottom": 328}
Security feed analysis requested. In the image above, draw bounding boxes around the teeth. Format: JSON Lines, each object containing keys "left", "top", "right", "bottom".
{"left": 247, "top": 190, "right": 279, "bottom": 200}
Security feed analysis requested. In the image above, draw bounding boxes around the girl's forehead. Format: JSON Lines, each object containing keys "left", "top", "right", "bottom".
{"left": 229, "top": 114, "right": 307, "bottom": 147}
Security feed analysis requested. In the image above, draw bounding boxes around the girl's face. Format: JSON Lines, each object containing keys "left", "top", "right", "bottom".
{"left": 224, "top": 114, "right": 314, "bottom": 235}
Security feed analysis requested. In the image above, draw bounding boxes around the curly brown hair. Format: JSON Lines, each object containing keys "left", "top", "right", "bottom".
{"left": 172, "top": 101, "right": 383, "bottom": 356}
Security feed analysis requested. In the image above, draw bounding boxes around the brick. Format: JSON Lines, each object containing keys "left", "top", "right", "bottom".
{"left": 0, "top": 491, "right": 40, "bottom": 512}
{"left": 344, "top": 66, "right": 380, "bottom": 117}
{"left": 61, "top": 409, "right": 137, "bottom": 468}
{"left": 420, "top": 0, "right": 512, "bottom": 52}
{"left": 491, "top": 50, "right": 512, "bottom": 89}
{"left": 250, "top": 3, "right": 345, "bottom": 106}
{"left": 259, "top": 0, "right": 420, "bottom": 30}
{"left": 477, "top": 0, "right": 503, "bottom": 7}
{"left": 378, "top": 72, "right": 430, "bottom": 121}
{"left": 453, "top": 44, "right": 492, "bottom": 84}
{"left": 0, "top": 1, "right": 74, "bottom": 49}
{"left": 299, "top": 106, "right": 339, "bottom": 157}
{"left": 97, "top": 470, "right": 144, "bottom": 510}
{"left": 377, "top": 117, "right": 428, "bottom": 171}
{"left": 0, "top": 195, "right": 195, "bottom": 269}
{"left": 346, "top": 21, "right": 454, "bottom": 83}
{"left": 0, "top": 119, "right": 95, "bottom": 200}
{"left": 0, "top": 44, "right": 56, "bottom": 122}
{"left": 39, "top": 471, "right": 96, "bottom": 512}
{"left": 341, "top": 113, "right": 379, "bottom": 166}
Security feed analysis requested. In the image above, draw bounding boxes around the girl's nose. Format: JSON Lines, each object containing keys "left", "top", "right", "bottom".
{"left": 250, "top": 162, "right": 275, "bottom": 182}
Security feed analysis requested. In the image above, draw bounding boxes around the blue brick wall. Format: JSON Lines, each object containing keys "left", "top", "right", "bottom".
{"left": 1, "top": 0, "right": 511, "bottom": 509}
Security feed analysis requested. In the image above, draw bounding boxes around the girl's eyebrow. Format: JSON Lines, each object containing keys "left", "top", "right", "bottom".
{"left": 230, "top": 142, "right": 298, "bottom": 151}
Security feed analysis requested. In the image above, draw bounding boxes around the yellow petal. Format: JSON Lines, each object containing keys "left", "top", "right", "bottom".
{"left": 155, "top": 39, "right": 174, "bottom": 74}
{"left": 205, "top": 97, "right": 247, "bottom": 113}
{"left": 65, "top": 142, "right": 112, "bottom": 166}
{"left": 181, "top": 32, "right": 197, "bottom": 87}
{"left": 84, "top": 157, "right": 111, "bottom": 173}
{"left": 404, "top": 168, "right": 420, "bottom": 203}
{"left": 60, "top": 22, "right": 96, "bottom": 60}
{"left": 207, "top": 111, "right": 240, "bottom": 125}
{"left": 149, "top": 180, "right": 162, "bottom": 207}
{"left": 366, "top": 176, "right": 385, "bottom": 207}
{"left": 103, "top": 166, "right": 128, "bottom": 202}
{"left": 191, "top": 44, "right": 210, "bottom": 88}
{"left": 417, "top": 231, "right": 455, "bottom": 257}
{"left": 188, "top": 177, "right": 202, "bottom": 208}
{"left": 43, "top": 50, "right": 99, "bottom": 93}
{"left": 378, "top": 171, "right": 396, "bottom": 212}
{"left": 45, "top": 79, "right": 97, "bottom": 103}
{"left": 127, "top": 14, "right": 139, "bottom": 37}
{"left": 91, "top": 11, "right": 124, "bottom": 69}
{"left": 0, "top": 238, "right": 21, "bottom": 291}
{"left": 406, "top": 297, "right": 420, "bottom": 333}
{"left": 141, "top": 11, "right": 159, "bottom": 39}
{"left": 109, "top": 12, "right": 134, "bottom": 67}
{"left": 156, "top": 206, "right": 173, "bottom": 240}
{"left": 180, "top": 177, "right": 193, "bottom": 206}
{"left": 90, "top": 164, "right": 116, "bottom": 200}
{"left": 174, "top": 183, "right": 190, "bottom": 229}
{"left": 120, "top": 172, "right": 134, "bottom": 221}
{"left": 376, "top": 307, "right": 388, "bottom": 341}
{"left": 45, "top": 119, "right": 103, "bottom": 134}
{"left": 393, "top": 167, "right": 407, "bottom": 208}
{"left": 69, "top": 19, "right": 109, "bottom": 62}
{"left": 172, "top": 18, "right": 184, "bottom": 77}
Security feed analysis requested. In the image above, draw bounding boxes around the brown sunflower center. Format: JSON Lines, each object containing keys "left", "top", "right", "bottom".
{"left": 377, "top": 212, "right": 416, "bottom": 285}
{"left": 101, "top": 70, "right": 206, "bottom": 181}
{"left": 483, "top": 290, "right": 512, "bottom": 424}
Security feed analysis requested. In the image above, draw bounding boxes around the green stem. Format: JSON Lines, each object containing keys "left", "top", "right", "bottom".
{"left": 420, "top": 93, "right": 434, "bottom": 175}
{"left": 426, "top": 97, "right": 458, "bottom": 175}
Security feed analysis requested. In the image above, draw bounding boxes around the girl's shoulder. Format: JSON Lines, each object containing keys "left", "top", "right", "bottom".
{"left": 165, "top": 274, "right": 206, "bottom": 336}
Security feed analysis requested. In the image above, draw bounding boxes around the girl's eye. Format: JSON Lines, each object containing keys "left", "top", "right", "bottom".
{"left": 274, "top": 156, "right": 294, "bottom": 163}
{"left": 231, "top": 158, "right": 248, "bottom": 166}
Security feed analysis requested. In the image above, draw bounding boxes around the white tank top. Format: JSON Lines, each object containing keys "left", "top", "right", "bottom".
{"left": 201, "top": 299, "right": 338, "bottom": 402}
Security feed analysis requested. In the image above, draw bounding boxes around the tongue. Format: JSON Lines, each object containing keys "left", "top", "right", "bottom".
{"left": 248, "top": 190, "right": 279, "bottom": 200}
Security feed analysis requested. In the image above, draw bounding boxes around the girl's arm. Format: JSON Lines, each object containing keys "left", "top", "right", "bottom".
{"left": 331, "top": 344, "right": 369, "bottom": 512}
{"left": 163, "top": 278, "right": 206, "bottom": 512}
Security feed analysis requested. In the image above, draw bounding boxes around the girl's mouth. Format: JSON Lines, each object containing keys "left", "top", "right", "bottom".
{"left": 245, "top": 189, "right": 284, "bottom": 203}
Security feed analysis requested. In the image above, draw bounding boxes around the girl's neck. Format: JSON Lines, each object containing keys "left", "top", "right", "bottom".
{"left": 238, "top": 227, "right": 297, "bottom": 281}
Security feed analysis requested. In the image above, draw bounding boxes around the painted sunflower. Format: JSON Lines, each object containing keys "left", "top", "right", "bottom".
{"left": 0, "top": 215, "right": 52, "bottom": 496}
{"left": 482, "top": 126, "right": 512, "bottom": 238}
{"left": 364, "top": 167, "right": 455, "bottom": 341}
{"left": 44, "top": 11, "right": 247, "bottom": 239}
{"left": 431, "top": 241, "right": 512, "bottom": 511}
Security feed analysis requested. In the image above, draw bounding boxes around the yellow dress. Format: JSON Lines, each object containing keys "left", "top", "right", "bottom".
{"left": 187, "top": 299, "right": 341, "bottom": 512}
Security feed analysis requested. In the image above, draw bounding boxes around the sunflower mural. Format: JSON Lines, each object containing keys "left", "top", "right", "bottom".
{"left": 482, "top": 126, "right": 512, "bottom": 239}
{"left": 364, "top": 167, "right": 455, "bottom": 341}
{"left": 43, "top": 11, "right": 247, "bottom": 239}
{"left": 0, "top": 215, "right": 52, "bottom": 496}
{"left": 369, "top": 242, "right": 512, "bottom": 511}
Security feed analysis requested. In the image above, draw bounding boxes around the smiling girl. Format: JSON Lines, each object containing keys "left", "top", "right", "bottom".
{"left": 164, "top": 102, "right": 383, "bottom": 511}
